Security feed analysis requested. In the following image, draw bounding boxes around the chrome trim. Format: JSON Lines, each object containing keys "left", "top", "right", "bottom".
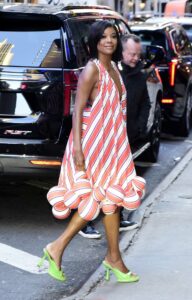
{"left": 132, "top": 142, "right": 150, "bottom": 160}
{"left": 0, "top": 72, "right": 47, "bottom": 81}
{"left": 0, "top": 138, "right": 46, "bottom": 144}
{"left": 63, "top": 67, "right": 84, "bottom": 72}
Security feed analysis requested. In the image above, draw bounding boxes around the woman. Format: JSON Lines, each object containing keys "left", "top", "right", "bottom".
{"left": 38, "top": 20, "right": 145, "bottom": 283}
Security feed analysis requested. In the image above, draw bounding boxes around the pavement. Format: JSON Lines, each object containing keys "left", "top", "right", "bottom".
{"left": 64, "top": 147, "right": 192, "bottom": 300}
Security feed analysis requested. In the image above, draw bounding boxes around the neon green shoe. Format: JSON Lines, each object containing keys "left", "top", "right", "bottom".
{"left": 102, "top": 260, "right": 139, "bottom": 283}
{"left": 38, "top": 248, "right": 66, "bottom": 282}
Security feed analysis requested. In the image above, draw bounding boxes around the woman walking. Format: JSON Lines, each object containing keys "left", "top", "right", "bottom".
{"left": 39, "top": 20, "right": 145, "bottom": 283}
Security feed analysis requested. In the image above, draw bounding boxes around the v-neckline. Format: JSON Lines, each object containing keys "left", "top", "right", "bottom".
{"left": 98, "top": 60, "right": 122, "bottom": 99}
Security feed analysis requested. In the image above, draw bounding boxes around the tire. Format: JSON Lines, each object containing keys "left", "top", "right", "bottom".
{"left": 175, "top": 89, "right": 192, "bottom": 137}
{"left": 141, "top": 102, "right": 161, "bottom": 163}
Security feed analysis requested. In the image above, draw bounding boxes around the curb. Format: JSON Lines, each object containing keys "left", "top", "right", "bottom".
{"left": 63, "top": 147, "right": 192, "bottom": 300}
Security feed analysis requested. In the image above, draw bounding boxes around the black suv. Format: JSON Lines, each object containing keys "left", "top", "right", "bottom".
{"left": 0, "top": 4, "right": 162, "bottom": 178}
{"left": 131, "top": 20, "right": 192, "bottom": 136}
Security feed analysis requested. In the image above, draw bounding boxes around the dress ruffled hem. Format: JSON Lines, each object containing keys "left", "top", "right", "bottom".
{"left": 47, "top": 171, "right": 146, "bottom": 221}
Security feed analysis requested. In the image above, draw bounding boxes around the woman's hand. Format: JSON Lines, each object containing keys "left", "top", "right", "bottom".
{"left": 73, "top": 149, "right": 85, "bottom": 171}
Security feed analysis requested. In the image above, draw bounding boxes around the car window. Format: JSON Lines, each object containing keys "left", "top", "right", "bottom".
{"left": 181, "top": 24, "right": 192, "bottom": 44}
{"left": 66, "top": 19, "right": 99, "bottom": 67}
{"left": 0, "top": 25, "right": 62, "bottom": 68}
{"left": 132, "top": 30, "right": 167, "bottom": 53}
{"left": 115, "top": 19, "right": 130, "bottom": 35}
{"left": 67, "top": 18, "right": 129, "bottom": 68}
{"left": 170, "top": 28, "right": 192, "bottom": 55}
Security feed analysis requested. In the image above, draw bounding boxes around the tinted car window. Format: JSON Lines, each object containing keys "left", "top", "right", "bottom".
{"left": 0, "top": 28, "right": 62, "bottom": 67}
{"left": 115, "top": 19, "right": 130, "bottom": 35}
{"left": 67, "top": 19, "right": 96, "bottom": 67}
{"left": 182, "top": 24, "right": 192, "bottom": 43}
{"left": 67, "top": 18, "right": 130, "bottom": 68}
{"left": 171, "top": 28, "right": 192, "bottom": 55}
{"left": 133, "top": 30, "right": 167, "bottom": 52}
{"left": 179, "top": 30, "right": 192, "bottom": 55}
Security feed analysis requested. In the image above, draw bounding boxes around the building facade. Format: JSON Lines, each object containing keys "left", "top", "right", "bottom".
{"left": 0, "top": 0, "right": 170, "bottom": 18}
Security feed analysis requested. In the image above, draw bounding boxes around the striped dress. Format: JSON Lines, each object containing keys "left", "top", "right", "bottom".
{"left": 47, "top": 59, "right": 146, "bottom": 221}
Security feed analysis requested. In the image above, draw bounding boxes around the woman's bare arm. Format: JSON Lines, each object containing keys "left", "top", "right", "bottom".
{"left": 73, "top": 61, "right": 98, "bottom": 170}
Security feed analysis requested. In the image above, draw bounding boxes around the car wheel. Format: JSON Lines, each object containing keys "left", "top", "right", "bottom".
{"left": 141, "top": 102, "right": 161, "bottom": 163}
{"left": 176, "top": 89, "right": 192, "bottom": 137}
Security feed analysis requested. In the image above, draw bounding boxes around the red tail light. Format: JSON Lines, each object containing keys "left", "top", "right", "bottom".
{"left": 169, "top": 59, "right": 178, "bottom": 86}
{"left": 64, "top": 71, "right": 78, "bottom": 115}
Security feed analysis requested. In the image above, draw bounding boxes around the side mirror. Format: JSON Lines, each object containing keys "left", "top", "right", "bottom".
{"left": 145, "top": 45, "right": 165, "bottom": 63}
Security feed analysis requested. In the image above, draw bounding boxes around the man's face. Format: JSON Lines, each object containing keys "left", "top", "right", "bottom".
{"left": 122, "top": 39, "right": 142, "bottom": 68}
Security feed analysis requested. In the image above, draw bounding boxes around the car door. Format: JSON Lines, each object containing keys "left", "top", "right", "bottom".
{"left": 169, "top": 26, "right": 192, "bottom": 119}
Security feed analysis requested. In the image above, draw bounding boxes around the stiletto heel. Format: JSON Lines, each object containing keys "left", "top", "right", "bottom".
{"left": 103, "top": 264, "right": 110, "bottom": 281}
{"left": 38, "top": 248, "right": 66, "bottom": 282}
{"left": 37, "top": 253, "right": 46, "bottom": 268}
{"left": 102, "top": 260, "right": 139, "bottom": 283}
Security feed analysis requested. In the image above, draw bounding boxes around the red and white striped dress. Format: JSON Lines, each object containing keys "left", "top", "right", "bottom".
{"left": 47, "top": 59, "right": 146, "bottom": 220}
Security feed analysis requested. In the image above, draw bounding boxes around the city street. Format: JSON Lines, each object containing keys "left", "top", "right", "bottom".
{"left": 0, "top": 131, "right": 192, "bottom": 300}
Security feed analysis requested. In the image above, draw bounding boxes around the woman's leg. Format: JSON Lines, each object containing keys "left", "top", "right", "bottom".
{"left": 103, "top": 208, "right": 128, "bottom": 273}
{"left": 46, "top": 211, "right": 87, "bottom": 269}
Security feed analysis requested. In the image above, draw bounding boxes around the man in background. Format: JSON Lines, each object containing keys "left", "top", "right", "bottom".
{"left": 118, "top": 33, "right": 151, "bottom": 231}
{"left": 120, "top": 34, "right": 151, "bottom": 146}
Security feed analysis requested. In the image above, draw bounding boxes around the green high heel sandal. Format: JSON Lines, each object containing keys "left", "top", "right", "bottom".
{"left": 38, "top": 248, "right": 66, "bottom": 282}
{"left": 102, "top": 260, "right": 139, "bottom": 283}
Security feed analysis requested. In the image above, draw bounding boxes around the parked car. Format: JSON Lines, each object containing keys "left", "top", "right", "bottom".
{"left": 146, "top": 16, "right": 192, "bottom": 44}
{"left": 0, "top": 4, "right": 163, "bottom": 179}
{"left": 131, "top": 20, "right": 192, "bottom": 137}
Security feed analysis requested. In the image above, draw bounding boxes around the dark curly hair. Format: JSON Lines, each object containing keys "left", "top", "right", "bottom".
{"left": 88, "top": 20, "right": 122, "bottom": 62}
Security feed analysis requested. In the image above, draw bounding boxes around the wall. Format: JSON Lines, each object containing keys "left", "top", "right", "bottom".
{"left": 38, "top": 0, "right": 114, "bottom": 8}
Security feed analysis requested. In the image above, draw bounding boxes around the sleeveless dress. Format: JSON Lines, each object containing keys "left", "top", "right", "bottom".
{"left": 47, "top": 59, "right": 146, "bottom": 221}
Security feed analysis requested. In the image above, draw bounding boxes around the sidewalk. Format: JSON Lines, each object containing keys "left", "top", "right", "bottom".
{"left": 65, "top": 148, "right": 192, "bottom": 300}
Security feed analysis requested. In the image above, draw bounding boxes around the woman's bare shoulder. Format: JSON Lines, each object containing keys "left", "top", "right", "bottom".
{"left": 80, "top": 60, "right": 98, "bottom": 82}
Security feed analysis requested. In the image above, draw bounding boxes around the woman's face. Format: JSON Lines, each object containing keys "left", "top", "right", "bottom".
{"left": 97, "top": 26, "right": 118, "bottom": 56}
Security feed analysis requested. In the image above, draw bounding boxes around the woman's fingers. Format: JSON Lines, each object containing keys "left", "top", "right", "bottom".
{"left": 75, "top": 161, "right": 85, "bottom": 171}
